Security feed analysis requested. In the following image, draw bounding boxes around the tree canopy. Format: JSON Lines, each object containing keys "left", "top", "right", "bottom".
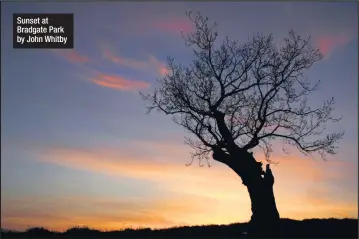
{"left": 141, "top": 12, "right": 344, "bottom": 166}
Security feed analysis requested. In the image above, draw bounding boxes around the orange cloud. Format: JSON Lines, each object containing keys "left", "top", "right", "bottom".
{"left": 103, "top": 49, "right": 168, "bottom": 76}
{"left": 35, "top": 139, "right": 355, "bottom": 194}
{"left": 89, "top": 74, "right": 150, "bottom": 91}
{"left": 51, "top": 49, "right": 90, "bottom": 63}
{"left": 36, "top": 143, "right": 230, "bottom": 184}
{"left": 315, "top": 34, "right": 351, "bottom": 56}
{"left": 153, "top": 17, "right": 194, "bottom": 35}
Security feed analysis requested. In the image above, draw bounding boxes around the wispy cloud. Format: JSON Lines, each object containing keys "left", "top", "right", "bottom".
{"left": 103, "top": 49, "right": 148, "bottom": 70}
{"left": 37, "top": 141, "right": 356, "bottom": 203}
{"left": 89, "top": 73, "right": 150, "bottom": 91}
{"left": 314, "top": 34, "right": 352, "bottom": 56}
{"left": 50, "top": 49, "right": 90, "bottom": 63}
{"left": 36, "top": 139, "right": 355, "bottom": 187}
{"left": 36, "top": 142, "right": 227, "bottom": 183}
{"left": 152, "top": 17, "right": 194, "bottom": 35}
{"left": 149, "top": 55, "right": 169, "bottom": 76}
{"left": 103, "top": 49, "right": 169, "bottom": 76}
{"left": 50, "top": 48, "right": 153, "bottom": 92}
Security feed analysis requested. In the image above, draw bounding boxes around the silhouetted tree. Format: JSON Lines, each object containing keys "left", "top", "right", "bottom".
{"left": 141, "top": 12, "right": 344, "bottom": 237}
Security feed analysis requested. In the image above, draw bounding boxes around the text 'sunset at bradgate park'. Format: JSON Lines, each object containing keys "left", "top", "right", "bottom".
{"left": 13, "top": 13, "right": 74, "bottom": 49}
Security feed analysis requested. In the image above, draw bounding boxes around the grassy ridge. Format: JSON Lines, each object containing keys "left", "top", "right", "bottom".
{"left": 1, "top": 218, "right": 358, "bottom": 238}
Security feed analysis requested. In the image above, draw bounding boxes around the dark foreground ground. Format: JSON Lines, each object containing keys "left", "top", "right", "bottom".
{"left": 1, "top": 218, "right": 358, "bottom": 238}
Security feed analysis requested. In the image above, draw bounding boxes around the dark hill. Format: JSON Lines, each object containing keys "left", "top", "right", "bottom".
{"left": 1, "top": 218, "right": 358, "bottom": 238}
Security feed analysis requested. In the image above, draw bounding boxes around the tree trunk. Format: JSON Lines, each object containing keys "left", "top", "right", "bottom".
{"left": 228, "top": 151, "right": 280, "bottom": 238}
{"left": 247, "top": 174, "right": 280, "bottom": 238}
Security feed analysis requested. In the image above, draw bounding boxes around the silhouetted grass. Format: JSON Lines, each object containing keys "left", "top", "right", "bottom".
{"left": 1, "top": 218, "right": 357, "bottom": 238}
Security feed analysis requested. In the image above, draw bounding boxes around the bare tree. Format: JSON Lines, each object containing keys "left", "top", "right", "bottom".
{"left": 141, "top": 12, "right": 343, "bottom": 237}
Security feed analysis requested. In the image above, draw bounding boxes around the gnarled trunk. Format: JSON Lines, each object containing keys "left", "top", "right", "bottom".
{"left": 228, "top": 150, "right": 280, "bottom": 237}
{"left": 246, "top": 174, "right": 280, "bottom": 237}
{"left": 212, "top": 110, "right": 280, "bottom": 236}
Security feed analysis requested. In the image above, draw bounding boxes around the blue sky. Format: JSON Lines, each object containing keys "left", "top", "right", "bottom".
{"left": 1, "top": 2, "right": 358, "bottom": 231}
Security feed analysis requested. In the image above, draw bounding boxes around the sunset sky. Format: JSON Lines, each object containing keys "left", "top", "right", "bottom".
{"left": 1, "top": 2, "right": 358, "bottom": 232}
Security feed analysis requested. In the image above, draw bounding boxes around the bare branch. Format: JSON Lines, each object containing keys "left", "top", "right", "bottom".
{"left": 141, "top": 12, "right": 343, "bottom": 164}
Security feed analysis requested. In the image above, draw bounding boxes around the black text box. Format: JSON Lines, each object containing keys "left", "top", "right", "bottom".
{"left": 13, "top": 13, "right": 74, "bottom": 49}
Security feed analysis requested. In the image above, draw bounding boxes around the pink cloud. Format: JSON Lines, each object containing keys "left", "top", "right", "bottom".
{"left": 103, "top": 49, "right": 148, "bottom": 70}
{"left": 149, "top": 55, "right": 169, "bottom": 75}
{"left": 89, "top": 74, "right": 150, "bottom": 91}
{"left": 152, "top": 17, "right": 194, "bottom": 35}
{"left": 103, "top": 48, "right": 168, "bottom": 76}
{"left": 315, "top": 34, "right": 351, "bottom": 56}
{"left": 51, "top": 49, "right": 90, "bottom": 63}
